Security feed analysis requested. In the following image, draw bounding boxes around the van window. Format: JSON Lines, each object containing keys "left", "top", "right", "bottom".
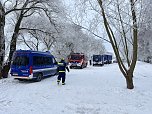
{"left": 93, "top": 55, "right": 102, "bottom": 61}
{"left": 33, "top": 56, "right": 53, "bottom": 66}
{"left": 47, "top": 57, "right": 53, "bottom": 65}
{"left": 33, "top": 56, "right": 42, "bottom": 66}
{"left": 13, "top": 56, "right": 29, "bottom": 66}
{"left": 43, "top": 57, "right": 53, "bottom": 65}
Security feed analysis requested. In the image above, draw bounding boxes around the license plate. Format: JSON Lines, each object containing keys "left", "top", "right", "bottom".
{"left": 13, "top": 73, "right": 18, "bottom": 76}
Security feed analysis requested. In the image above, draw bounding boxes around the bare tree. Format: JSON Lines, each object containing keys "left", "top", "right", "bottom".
{"left": 5, "top": 0, "right": 47, "bottom": 62}
{"left": 0, "top": 0, "right": 65, "bottom": 78}
{"left": 0, "top": 2, "right": 5, "bottom": 78}
{"left": 19, "top": 31, "right": 40, "bottom": 51}
{"left": 0, "top": 0, "right": 51, "bottom": 77}
{"left": 97, "top": 0, "right": 138, "bottom": 89}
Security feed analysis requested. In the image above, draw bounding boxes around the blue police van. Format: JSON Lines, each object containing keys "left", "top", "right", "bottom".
{"left": 10, "top": 50, "right": 58, "bottom": 81}
{"left": 103, "top": 54, "right": 112, "bottom": 64}
{"left": 92, "top": 55, "right": 104, "bottom": 66}
{"left": 92, "top": 54, "right": 112, "bottom": 66}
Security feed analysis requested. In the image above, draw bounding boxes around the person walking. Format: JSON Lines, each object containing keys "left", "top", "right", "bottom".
{"left": 57, "top": 58, "right": 69, "bottom": 85}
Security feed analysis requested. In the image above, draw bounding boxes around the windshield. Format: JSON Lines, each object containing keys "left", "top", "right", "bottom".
{"left": 70, "top": 55, "right": 82, "bottom": 60}
{"left": 93, "top": 55, "right": 101, "bottom": 61}
{"left": 12, "top": 56, "right": 29, "bottom": 66}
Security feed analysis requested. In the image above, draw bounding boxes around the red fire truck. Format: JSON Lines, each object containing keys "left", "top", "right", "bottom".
{"left": 68, "top": 53, "right": 88, "bottom": 69}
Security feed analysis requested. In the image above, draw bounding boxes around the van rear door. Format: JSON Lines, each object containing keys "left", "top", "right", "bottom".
{"left": 11, "top": 55, "right": 30, "bottom": 77}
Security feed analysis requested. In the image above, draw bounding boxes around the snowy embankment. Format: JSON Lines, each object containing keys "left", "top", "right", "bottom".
{"left": 0, "top": 61, "right": 152, "bottom": 114}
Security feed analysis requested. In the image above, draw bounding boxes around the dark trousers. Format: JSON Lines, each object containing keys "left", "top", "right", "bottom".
{"left": 57, "top": 72, "right": 66, "bottom": 83}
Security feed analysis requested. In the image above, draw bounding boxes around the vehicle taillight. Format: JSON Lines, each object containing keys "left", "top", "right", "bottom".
{"left": 29, "top": 66, "right": 33, "bottom": 75}
{"left": 77, "top": 61, "right": 80, "bottom": 63}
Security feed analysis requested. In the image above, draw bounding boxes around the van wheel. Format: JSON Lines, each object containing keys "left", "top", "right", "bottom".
{"left": 36, "top": 73, "right": 42, "bottom": 82}
{"left": 80, "top": 65, "right": 83, "bottom": 69}
{"left": 85, "top": 63, "right": 87, "bottom": 67}
{"left": 18, "top": 79, "right": 24, "bottom": 81}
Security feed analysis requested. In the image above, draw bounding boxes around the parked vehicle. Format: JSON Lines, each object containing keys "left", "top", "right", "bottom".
{"left": 92, "top": 55, "right": 104, "bottom": 66}
{"left": 103, "top": 54, "right": 112, "bottom": 64}
{"left": 68, "top": 53, "right": 88, "bottom": 69}
{"left": 10, "top": 50, "right": 57, "bottom": 81}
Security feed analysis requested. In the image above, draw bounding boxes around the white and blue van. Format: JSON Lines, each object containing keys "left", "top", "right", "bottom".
{"left": 10, "top": 50, "right": 57, "bottom": 81}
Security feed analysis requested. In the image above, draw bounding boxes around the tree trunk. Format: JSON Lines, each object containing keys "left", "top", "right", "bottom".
{"left": 6, "top": 19, "right": 23, "bottom": 78}
{"left": 0, "top": 2, "right": 5, "bottom": 79}
{"left": 125, "top": 73, "right": 134, "bottom": 89}
{"left": 9, "top": 32, "right": 18, "bottom": 61}
{"left": 5, "top": 12, "right": 24, "bottom": 78}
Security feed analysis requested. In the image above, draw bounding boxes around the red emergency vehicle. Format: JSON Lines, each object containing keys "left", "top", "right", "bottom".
{"left": 68, "top": 53, "right": 88, "bottom": 69}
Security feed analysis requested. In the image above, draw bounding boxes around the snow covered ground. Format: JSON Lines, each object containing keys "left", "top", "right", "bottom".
{"left": 0, "top": 61, "right": 152, "bottom": 114}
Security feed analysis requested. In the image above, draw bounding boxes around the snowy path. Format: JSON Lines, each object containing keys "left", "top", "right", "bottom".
{"left": 0, "top": 62, "right": 152, "bottom": 114}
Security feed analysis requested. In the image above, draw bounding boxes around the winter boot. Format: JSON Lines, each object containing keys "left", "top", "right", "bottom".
{"left": 62, "top": 83, "right": 65, "bottom": 85}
